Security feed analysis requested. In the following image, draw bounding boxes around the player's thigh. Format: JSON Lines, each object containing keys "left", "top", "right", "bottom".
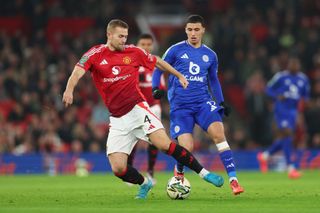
{"left": 177, "top": 133, "right": 194, "bottom": 151}
{"left": 170, "top": 108, "right": 195, "bottom": 139}
{"left": 108, "top": 152, "right": 129, "bottom": 173}
{"left": 195, "top": 101, "right": 223, "bottom": 132}
{"left": 133, "top": 102, "right": 165, "bottom": 145}
{"left": 148, "top": 129, "right": 172, "bottom": 151}
{"left": 274, "top": 111, "right": 296, "bottom": 134}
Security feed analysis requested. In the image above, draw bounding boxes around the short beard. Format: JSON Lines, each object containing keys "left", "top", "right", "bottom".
{"left": 113, "top": 44, "right": 124, "bottom": 51}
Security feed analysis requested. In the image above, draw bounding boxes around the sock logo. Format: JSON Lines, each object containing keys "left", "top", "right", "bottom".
{"left": 189, "top": 155, "right": 194, "bottom": 164}
{"left": 180, "top": 149, "right": 187, "bottom": 158}
{"left": 226, "top": 163, "right": 235, "bottom": 168}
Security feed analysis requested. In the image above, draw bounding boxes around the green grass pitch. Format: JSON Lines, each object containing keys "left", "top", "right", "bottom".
{"left": 0, "top": 171, "right": 319, "bottom": 213}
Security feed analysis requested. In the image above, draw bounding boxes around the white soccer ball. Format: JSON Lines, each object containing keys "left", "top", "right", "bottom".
{"left": 166, "top": 176, "right": 191, "bottom": 200}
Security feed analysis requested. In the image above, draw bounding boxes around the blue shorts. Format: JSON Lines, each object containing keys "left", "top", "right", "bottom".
{"left": 274, "top": 110, "right": 297, "bottom": 130}
{"left": 170, "top": 100, "right": 223, "bottom": 139}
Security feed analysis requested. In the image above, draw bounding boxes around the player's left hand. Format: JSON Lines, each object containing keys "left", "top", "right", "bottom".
{"left": 179, "top": 76, "right": 189, "bottom": 89}
{"left": 219, "top": 102, "right": 232, "bottom": 117}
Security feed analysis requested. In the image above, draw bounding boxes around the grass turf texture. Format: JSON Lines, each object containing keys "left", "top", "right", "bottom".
{"left": 0, "top": 171, "right": 319, "bottom": 213}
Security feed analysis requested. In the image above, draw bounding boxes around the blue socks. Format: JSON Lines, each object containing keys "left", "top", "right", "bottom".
{"left": 282, "top": 137, "right": 293, "bottom": 165}
{"left": 265, "top": 136, "right": 293, "bottom": 165}
{"left": 219, "top": 149, "right": 237, "bottom": 179}
{"left": 267, "top": 139, "right": 283, "bottom": 155}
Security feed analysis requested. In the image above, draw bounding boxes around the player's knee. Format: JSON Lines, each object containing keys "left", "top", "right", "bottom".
{"left": 278, "top": 128, "right": 293, "bottom": 138}
{"left": 149, "top": 131, "right": 171, "bottom": 151}
{"left": 157, "top": 142, "right": 170, "bottom": 152}
{"left": 208, "top": 123, "right": 226, "bottom": 144}
{"left": 211, "top": 132, "right": 226, "bottom": 144}
{"left": 111, "top": 165, "right": 127, "bottom": 176}
{"left": 179, "top": 142, "right": 193, "bottom": 152}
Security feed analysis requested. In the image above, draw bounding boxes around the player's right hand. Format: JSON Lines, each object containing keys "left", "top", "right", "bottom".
{"left": 179, "top": 76, "right": 189, "bottom": 89}
{"left": 62, "top": 91, "right": 73, "bottom": 107}
{"left": 219, "top": 102, "right": 232, "bottom": 117}
{"left": 152, "top": 87, "right": 165, "bottom": 99}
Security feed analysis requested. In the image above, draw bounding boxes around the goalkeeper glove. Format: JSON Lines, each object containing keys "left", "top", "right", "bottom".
{"left": 219, "top": 102, "right": 232, "bottom": 117}
{"left": 152, "top": 87, "right": 165, "bottom": 99}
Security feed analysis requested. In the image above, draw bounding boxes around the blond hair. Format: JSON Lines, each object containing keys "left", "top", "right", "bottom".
{"left": 106, "top": 19, "right": 129, "bottom": 33}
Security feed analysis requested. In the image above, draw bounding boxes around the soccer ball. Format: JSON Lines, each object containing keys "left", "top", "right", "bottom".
{"left": 166, "top": 176, "right": 191, "bottom": 200}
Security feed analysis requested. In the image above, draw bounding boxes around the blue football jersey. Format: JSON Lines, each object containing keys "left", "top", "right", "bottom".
{"left": 155, "top": 40, "right": 224, "bottom": 109}
{"left": 266, "top": 70, "right": 310, "bottom": 113}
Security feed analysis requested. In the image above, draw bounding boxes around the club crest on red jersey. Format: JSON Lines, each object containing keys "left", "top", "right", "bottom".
{"left": 123, "top": 56, "right": 131, "bottom": 64}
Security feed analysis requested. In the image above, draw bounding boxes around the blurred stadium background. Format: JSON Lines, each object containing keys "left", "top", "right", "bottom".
{"left": 0, "top": 0, "right": 320, "bottom": 175}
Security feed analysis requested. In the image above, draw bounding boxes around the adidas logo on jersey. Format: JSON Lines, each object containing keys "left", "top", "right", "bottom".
{"left": 100, "top": 59, "right": 108, "bottom": 65}
{"left": 181, "top": 53, "right": 189, "bottom": 59}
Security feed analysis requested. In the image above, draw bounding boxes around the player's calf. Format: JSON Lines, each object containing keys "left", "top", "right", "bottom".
{"left": 113, "top": 165, "right": 145, "bottom": 185}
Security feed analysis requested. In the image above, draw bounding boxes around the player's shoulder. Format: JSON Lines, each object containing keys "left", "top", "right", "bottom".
{"left": 167, "top": 41, "right": 187, "bottom": 52}
{"left": 83, "top": 44, "right": 106, "bottom": 58}
{"left": 274, "top": 70, "right": 289, "bottom": 79}
{"left": 202, "top": 44, "right": 217, "bottom": 57}
{"left": 125, "top": 44, "right": 148, "bottom": 55}
{"left": 162, "top": 41, "right": 187, "bottom": 59}
{"left": 297, "top": 72, "right": 309, "bottom": 81}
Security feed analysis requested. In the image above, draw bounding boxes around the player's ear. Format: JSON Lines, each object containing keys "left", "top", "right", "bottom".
{"left": 107, "top": 31, "right": 112, "bottom": 39}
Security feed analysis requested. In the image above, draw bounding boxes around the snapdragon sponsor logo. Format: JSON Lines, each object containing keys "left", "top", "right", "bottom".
{"left": 184, "top": 75, "right": 205, "bottom": 82}
{"left": 103, "top": 74, "right": 131, "bottom": 83}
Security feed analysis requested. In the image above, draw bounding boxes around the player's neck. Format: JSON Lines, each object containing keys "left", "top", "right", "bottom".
{"left": 187, "top": 40, "right": 202, "bottom": 48}
{"left": 106, "top": 42, "right": 116, "bottom": 51}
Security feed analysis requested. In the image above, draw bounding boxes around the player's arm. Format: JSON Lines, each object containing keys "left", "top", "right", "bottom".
{"left": 208, "top": 58, "right": 231, "bottom": 116}
{"left": 266, "top": 73, "right": 281, "bottom": 100}
{"left": 155, "top": 56, "right": 188, "bottom": 89}
{"left": 152, "top": 46, "right": 174, "bottom": 89}
{"left": 152, "top": 46, "right": 176, "bottom": 99}
{"left": 208, "top": 58, "right": 224, "bottom": 104}
{"left": 62, "top": 66, "right": 86, "bottom": 107}
{"left": 152, "top": 68, "right": 165, "bottom": 99}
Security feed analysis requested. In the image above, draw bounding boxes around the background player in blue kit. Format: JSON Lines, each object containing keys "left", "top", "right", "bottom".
{"left": 257, "top": 57, "right": 310, "bottom": 179}
{"left": 152, "top": 15, "right": 244, "bottom": 195}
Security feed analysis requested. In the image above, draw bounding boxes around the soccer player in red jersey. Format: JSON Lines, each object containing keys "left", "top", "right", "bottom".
{"left": 127, "top": 34, "right": 162, "bottom": 185}
{"left": 62, "top": 19, "right": 223, "bottom": 199}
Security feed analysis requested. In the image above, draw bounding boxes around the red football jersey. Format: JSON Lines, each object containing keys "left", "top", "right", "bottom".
{"left": 138, "top": 66, "right": 160, "bottom": 107}
{"left": 76, "top": 44, "right": 157, "bottom": 117}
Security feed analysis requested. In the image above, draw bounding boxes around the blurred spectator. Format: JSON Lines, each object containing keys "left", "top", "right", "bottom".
{"left": 245, "top": 71, "right": 272, "bottom": 147}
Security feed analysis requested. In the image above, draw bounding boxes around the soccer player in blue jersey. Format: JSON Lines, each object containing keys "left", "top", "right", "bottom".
{"left": 257, "top": 57, "right": 310, "bottom": 179}
{"left": 152, "top": 15, "right": 244, "bottom": 195}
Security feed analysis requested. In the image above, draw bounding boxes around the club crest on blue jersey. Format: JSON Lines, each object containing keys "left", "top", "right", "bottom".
{"left": 174, "top": 125, "right": 180, "bottom": 133}
{"left": 202, "top": 55, "right": 209, "bottom": 62}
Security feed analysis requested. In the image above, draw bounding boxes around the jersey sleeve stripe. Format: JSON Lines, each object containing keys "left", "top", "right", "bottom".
{"left": 84, "top": 45, "right": 105, "bottom": 58}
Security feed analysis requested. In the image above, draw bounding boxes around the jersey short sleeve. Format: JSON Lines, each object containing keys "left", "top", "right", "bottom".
{"left": 162, "top": 45, "right": 176, "bottom": 65}
{"left": 135, "top": 47, "right": 157, "bottom": 71}
{"left": 76, "top": 45, "right": 102, "bottom": 71}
